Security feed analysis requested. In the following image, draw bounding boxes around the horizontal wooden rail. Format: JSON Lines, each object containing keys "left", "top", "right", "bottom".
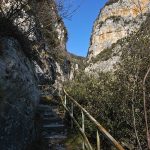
{"left": 62, "top": 89, "right": 125, "bottom": 150}
{"left": 60, "top": 96, "right": 93, "bottom": 150}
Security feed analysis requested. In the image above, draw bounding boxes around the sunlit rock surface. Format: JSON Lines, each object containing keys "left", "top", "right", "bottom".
{"left": 87, "top": 0, "right": 150, "bottom": 60}
{"left": 86, "top": 0, "right": 150, "bottom": 73}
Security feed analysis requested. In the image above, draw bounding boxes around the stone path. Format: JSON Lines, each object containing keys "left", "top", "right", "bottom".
{"left": 37, "top": 103, "right": 67, "bottom": 150}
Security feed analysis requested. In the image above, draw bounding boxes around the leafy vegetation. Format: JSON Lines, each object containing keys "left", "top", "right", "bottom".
{"left": 90, "top": 42, "right": 119, "bottom": 63}
{"left": 105, "top": 0, "right": 120, "bottom": 6}
{"left": 69, "top": 53, "right": 86, "bottom": 70}
{"left": 91, "top": 47, "right": 113, "bottom": 63}
{"left": 105, "top": 16, "right": 122, "bottom": 22}
{"left": 0, "top": 0, "right": 69, "bottom": 63}
{"left": 64, "top": 15, "right": 150, "bottom": 149}
{"left": 97, "top": 16, "right": 122, "bottom": 30}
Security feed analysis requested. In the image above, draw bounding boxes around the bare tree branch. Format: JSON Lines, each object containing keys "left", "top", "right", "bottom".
{"left": 131, "top": 67, "right": 142, "bottom": 150}
{"left": 143, "top": 66, "right": 150, "bottom": 149}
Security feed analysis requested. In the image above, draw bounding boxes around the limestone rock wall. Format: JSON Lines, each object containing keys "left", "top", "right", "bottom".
{"left": 85, "top": 0, "right": 150, "bottom": 74}
{"left": 87, "top": 0, "right": 150, "bottom": 60}
{"left": 0, "top": 37, "right": 39, "bottom": 150}
{"left": 0, "top": 1, "right": 78, "bottom": 149}
{"left": 0, "top": 0, "right": 69, "bottom": 87}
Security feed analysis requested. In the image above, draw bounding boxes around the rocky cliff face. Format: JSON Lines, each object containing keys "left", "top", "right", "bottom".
{"left": 28, "top": 0, "right": 75, "bottom": 89}
{"left": 86, "top": 0, "right": 150, "bottom": 72}
{"left": 0, "top": 37, "right": 39, "bottom": 150}
{"left": 0, "top": 0, "right": 74, "bottom": 149}
{"left": 1, "top": 0, "right": 75, "bottom": 90}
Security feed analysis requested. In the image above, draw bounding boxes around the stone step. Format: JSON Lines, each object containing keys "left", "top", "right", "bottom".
{"left": 43, "top": 118, "right": 63, "bottom": 124}
{"left": 48, "top": 143, "right": 66, "bottom": 150}
{"left": 44, "top": 110, "right": 53, "bottom": 114}
{"left": 43, "top": 124, "right": 64, "bottom": 128}
{"left": 42, "top": 124, "right": 65, "bottom": 133}
{"left": 44, "top": 134, "right": 67, "bottom": 140}
{"left": 42, "top": 112, "right": 56, "bottom": 117}
{"left": 50, "top": 106, "right": 58, "bottom": 110}
{"left": 40, "top": 94, "right": 53, "bottom": 97}
{"left": 36, "top": 97, "right": 67, "bottom": 149}
{"left": 37, "top": 105, "right": 52, "bottom": 110}
{"left": 38, "top": 109, "right": 53, "bottom": 114}
{"left": 43, "top": 111, "right": 55, "bottom": 115}
{"left": 44, "top": 130, "right": 67, "bottom": 136}
{"left": 42, "top": 130, "right": 66, "bottom": 136}
{"left": 36, "top": 108, "right": 53, "bottom": 114}
{"left": 43, "top": 115, "right": 58, "bottom": 120}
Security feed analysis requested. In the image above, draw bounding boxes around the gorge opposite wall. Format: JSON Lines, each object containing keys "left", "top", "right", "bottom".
{"left": 88, "top": 0, "right": 150, "bottom": 59}
{"left": 86, "top": 0, "right": 150, "bottom": 73}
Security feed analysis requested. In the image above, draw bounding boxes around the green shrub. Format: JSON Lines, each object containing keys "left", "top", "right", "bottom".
{"left": 91, "top": 47, "right": 113, "bottom": 63}
{"left": 64, "top": 15, "right": 150, "bottom": 149}
{"left": 105, "top": 0, "right": 120, "bottom": 6}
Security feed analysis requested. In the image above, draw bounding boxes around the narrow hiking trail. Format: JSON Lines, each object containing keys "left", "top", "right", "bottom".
{"left": 33, "top": 88, "right": 125, "bottom": 150}
{"left": 37, "top": 99, "right": 68, "bottom": 150}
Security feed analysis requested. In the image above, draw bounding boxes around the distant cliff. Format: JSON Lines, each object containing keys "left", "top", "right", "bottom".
{"left": 86, "top": 0, "right": 150, "bottom": 73}
{"left": 88, "top": 0, "right": 149, "bottom": 59}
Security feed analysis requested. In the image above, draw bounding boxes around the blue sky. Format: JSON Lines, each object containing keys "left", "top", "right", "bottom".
{"left": 63, "top": 0, "right": 108, "bottom": 57}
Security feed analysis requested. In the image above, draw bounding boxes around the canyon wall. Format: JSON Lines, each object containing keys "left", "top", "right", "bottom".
{"left": 86, "top": 0, "right": 150, "bottom": 73}
{"left": 0, "top": 37, "right": 39, "bottom": 150}
{"left": 0, "top": 0, "right": 75, "bottom": 149}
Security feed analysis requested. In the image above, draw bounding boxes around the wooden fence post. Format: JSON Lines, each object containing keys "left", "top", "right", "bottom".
{"left": 97, "top": 130, "right": 100, "bottom": 150}
{"left": 64, "top": 95, "right": 67, "bottom": 107}
{"left": 71, "top": 103, "right": 74, "bottom": 129}
{"left": 82, "top": 110, "right": 85, "bottom": 150}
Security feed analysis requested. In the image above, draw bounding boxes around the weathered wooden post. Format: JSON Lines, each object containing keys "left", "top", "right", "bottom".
{"left": 64, "top": 95, "right": 67, "bottom": 107}
{"left": 71, "top": 103, "right": 74, "bottom": 129}
{"left": 97, "top": 130, "right": 100, "bottom": 150}
{"left": 82, "top": 110, "right": 85, "bottom": 150}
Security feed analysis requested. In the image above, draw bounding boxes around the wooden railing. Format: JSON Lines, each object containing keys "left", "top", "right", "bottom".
{"left": 60, "top": 89, "right": 125, "bottom": 150}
